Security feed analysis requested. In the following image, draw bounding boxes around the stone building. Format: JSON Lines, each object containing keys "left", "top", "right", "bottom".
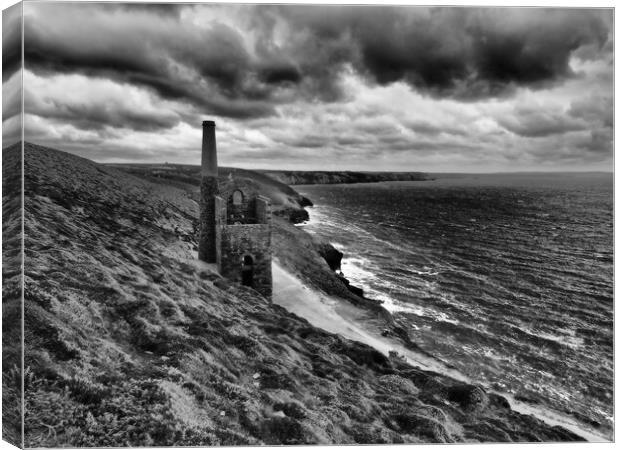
{"left": 198, "top": 120, "right": 272, "bottom": 298}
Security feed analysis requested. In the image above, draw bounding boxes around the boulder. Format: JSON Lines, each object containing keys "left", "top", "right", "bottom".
{"left": 446, "top": 384, "right": 489, "bottom": 411}
{"left": 347, "top": 284, "right": 364, "bottom": 297}
{"left": 316, "top": 243, "right": 343, "bottom": 271}
{"left": 288, "top": 208, "right": 310, "bottom": 224}
{"left": 392, "top": 413, "right": 452, "bottom": 443}
{"left": 299, "top": 196, "right": 314, "bottom": 207}
{"left": 259, "top": 416, "right": 307, "bottom": 445}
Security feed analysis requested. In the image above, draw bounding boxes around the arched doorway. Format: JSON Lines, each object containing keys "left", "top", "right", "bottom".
{"left": 241, "top": 255, "right": 254, "bottom": 287}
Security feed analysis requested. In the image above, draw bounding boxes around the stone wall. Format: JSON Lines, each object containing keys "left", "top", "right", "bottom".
{"left": 198, "top": 176, "right": 219, "bottom": 263}
{"left": 256, "top": 196, "right": 271, "bottom": 223}
{"left": 218, "top": 224, "right": 272, "bottom": 298}
{"left": 214, "top": 196, "right": 225, "bottom": 268}
{"left": 227, "top": 195, "right": 256, "bottom": 224}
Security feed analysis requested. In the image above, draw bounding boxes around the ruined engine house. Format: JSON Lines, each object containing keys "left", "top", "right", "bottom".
{"left": 198, "top": 120, "right": 273, "bottom": 298}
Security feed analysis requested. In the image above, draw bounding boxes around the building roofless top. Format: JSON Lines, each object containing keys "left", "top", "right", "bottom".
{"left": 198, "top": 121, "right": 273, "bottom": 298}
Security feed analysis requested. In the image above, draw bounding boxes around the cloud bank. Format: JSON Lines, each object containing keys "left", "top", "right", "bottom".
{"left": 2, "top": 3, "right": 613, "bottom": 171}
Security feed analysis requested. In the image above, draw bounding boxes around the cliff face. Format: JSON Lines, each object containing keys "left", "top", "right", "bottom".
{"left": 261, "top": 170, "right": 430, "bottom": 185}
{"left": 7, "top": 142, "right": 584, "bottom": 446}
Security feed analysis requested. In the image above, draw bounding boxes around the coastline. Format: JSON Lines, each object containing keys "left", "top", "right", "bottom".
{"left": 284, "top": 198, "right": 611, "bottom": 443}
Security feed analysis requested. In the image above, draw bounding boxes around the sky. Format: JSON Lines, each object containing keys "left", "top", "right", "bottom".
{"left": 2, "top": 2, "right": 614, "bottom": 172}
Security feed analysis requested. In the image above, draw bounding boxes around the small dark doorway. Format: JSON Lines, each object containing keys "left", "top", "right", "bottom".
{"left": 241, "top": 255, "right": 254, "bottom": 287}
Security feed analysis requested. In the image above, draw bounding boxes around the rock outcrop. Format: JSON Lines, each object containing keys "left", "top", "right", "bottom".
{"left": 316, "top": 242, "right": 344, "bottom": 271}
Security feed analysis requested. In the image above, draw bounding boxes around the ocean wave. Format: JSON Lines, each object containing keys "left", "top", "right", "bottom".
{"left": 410, "top": 267, "right": 440, "bottom": 276}
{"left": 387, "top": 299, "right": 460, "bottom": 325}
{"left": 520, "top": 327, "right": 585, "bottom": 350}
{"left": 341, "top": 256, "right": 378, "bottom": 282}
{"left": 299, "top": 178, "right": 612, "bottom": 436}
{"left": 329, "top": 242, "right": 346, "bottom": 251}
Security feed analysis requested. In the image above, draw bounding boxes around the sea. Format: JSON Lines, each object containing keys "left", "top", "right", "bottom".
{"left": 296, "top": 172, "right": 613, "bottom": 441}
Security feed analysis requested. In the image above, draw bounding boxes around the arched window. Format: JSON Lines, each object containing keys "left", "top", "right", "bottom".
{"left": 241, "top": 255, "right": 254, "bottom": 287}
{"left": 232, "top": 190, "right": 244, "bottom": 205}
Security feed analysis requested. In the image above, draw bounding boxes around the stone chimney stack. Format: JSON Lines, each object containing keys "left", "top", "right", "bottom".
{"left": 201, "top": 120, "right": 217, "bottom": 177}
{"left": 198, "top": 120, "right": 219, "bottom": 263}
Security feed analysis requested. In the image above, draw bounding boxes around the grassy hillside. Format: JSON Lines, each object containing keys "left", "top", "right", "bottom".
{"left": 2, "top": 142, "right": 23, "bottom": 447}
{"left": 4, "top": 142, "right": 583, "bottom": 446}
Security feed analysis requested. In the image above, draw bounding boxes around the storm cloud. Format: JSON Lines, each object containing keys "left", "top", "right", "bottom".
{"left": 2, "top": 3, "right": 22, "bottom": 83}
{"left": 256, "top": 6, "right": 611, "bottom": 100}
{"left": 2, "top": 3, "right": 614, "bottom": 171}
{"left": 15, "top": 5, "right": 612, "bottom": 107}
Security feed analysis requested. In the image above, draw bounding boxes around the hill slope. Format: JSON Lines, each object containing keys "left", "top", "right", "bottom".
{"left": 2, "top": 141, "right": 23, "bottom": 447}
{"left": 4, "top": 142, "right": 583, "bottom": 446}
{"left": 108, "top": 163, "right": 310, "bottom": 220}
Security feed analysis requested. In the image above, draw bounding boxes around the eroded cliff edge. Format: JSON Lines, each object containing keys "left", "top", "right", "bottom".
{"left": 260, "top": 170, "right": 431, "bottom": 185}
{"left": 10, "top": 142, "right": 583, "bottom": 446}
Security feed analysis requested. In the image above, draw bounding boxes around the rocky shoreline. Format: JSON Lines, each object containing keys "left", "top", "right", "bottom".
{"left": 315, "top": 242, "right": 365, "bottom": 298}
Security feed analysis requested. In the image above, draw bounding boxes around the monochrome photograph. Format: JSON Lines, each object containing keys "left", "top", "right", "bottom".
{"left": 1, "top": 1, "right": 614, "bottom": 447}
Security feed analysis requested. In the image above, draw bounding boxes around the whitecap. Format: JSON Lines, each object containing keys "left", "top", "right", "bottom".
{"left": 341, "top": 257, "right": 378, "bottom": 282}
{"left": 520, "top": 327, "right": 584, "bottom": 350}
{"left": 329, "top": 242, "right": 346, "bottom": 251}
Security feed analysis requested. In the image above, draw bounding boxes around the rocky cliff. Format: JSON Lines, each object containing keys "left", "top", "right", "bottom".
{"left": 2, "top": 142, "right": 583, "bottom": 446}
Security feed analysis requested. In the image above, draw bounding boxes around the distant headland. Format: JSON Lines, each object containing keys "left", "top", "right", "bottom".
{"left": 259, "top": 170, "right": 431, "bottom": 185}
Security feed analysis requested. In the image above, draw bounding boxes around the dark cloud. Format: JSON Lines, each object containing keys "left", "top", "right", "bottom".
{"left": 25, "top": 95, "right": 180, "bottom": 132}
{"left": 275, "top": 133, "right": 331, "bottom": 148}
{"left": 105, "top": 3, "right": 184, "bottom": 18}
{"left": 568, "top": 95, "right": 613, "bottom": 128}
{"left": 20, "top": 4, "right": 612, "bottom": 115}
{"left": 466, "top": 10, "right": 608, "bottom": 86}
{"left": 580, "top": 128, "right": 613, "bottom": 155}
{"left": 2, "top": 3, "right": 22, "bottom": 82}
{"left": 405, "top": 119, "right": 468, "bottom": 137}
{"left": 335, "top": 135, "right": 368, "bottom": 146}
{"left": 272, "top": 6, "right": 612, "bottom": 100}
{"left": 498, "top": 106, "right": 588, "bottom": 138}
{"left": 8, "top": 4, "right": 613, "bottom": 170}
{"left": 2, "top": 3, "right": 22, "bottom": 149}
{"left": 259, "top": 65, "right": 302, "bottom": 85}
{"left": 21, "top": 4, "right": 291, "bottom": 120}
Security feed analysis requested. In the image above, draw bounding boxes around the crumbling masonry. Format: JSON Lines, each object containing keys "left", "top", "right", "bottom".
{"left": 198, "top": 120, "right": 273, "bottom": 298}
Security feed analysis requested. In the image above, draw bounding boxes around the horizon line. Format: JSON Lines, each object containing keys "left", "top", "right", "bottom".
{"left": 103, "top": 162, "right": 614, "bottom": 175}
